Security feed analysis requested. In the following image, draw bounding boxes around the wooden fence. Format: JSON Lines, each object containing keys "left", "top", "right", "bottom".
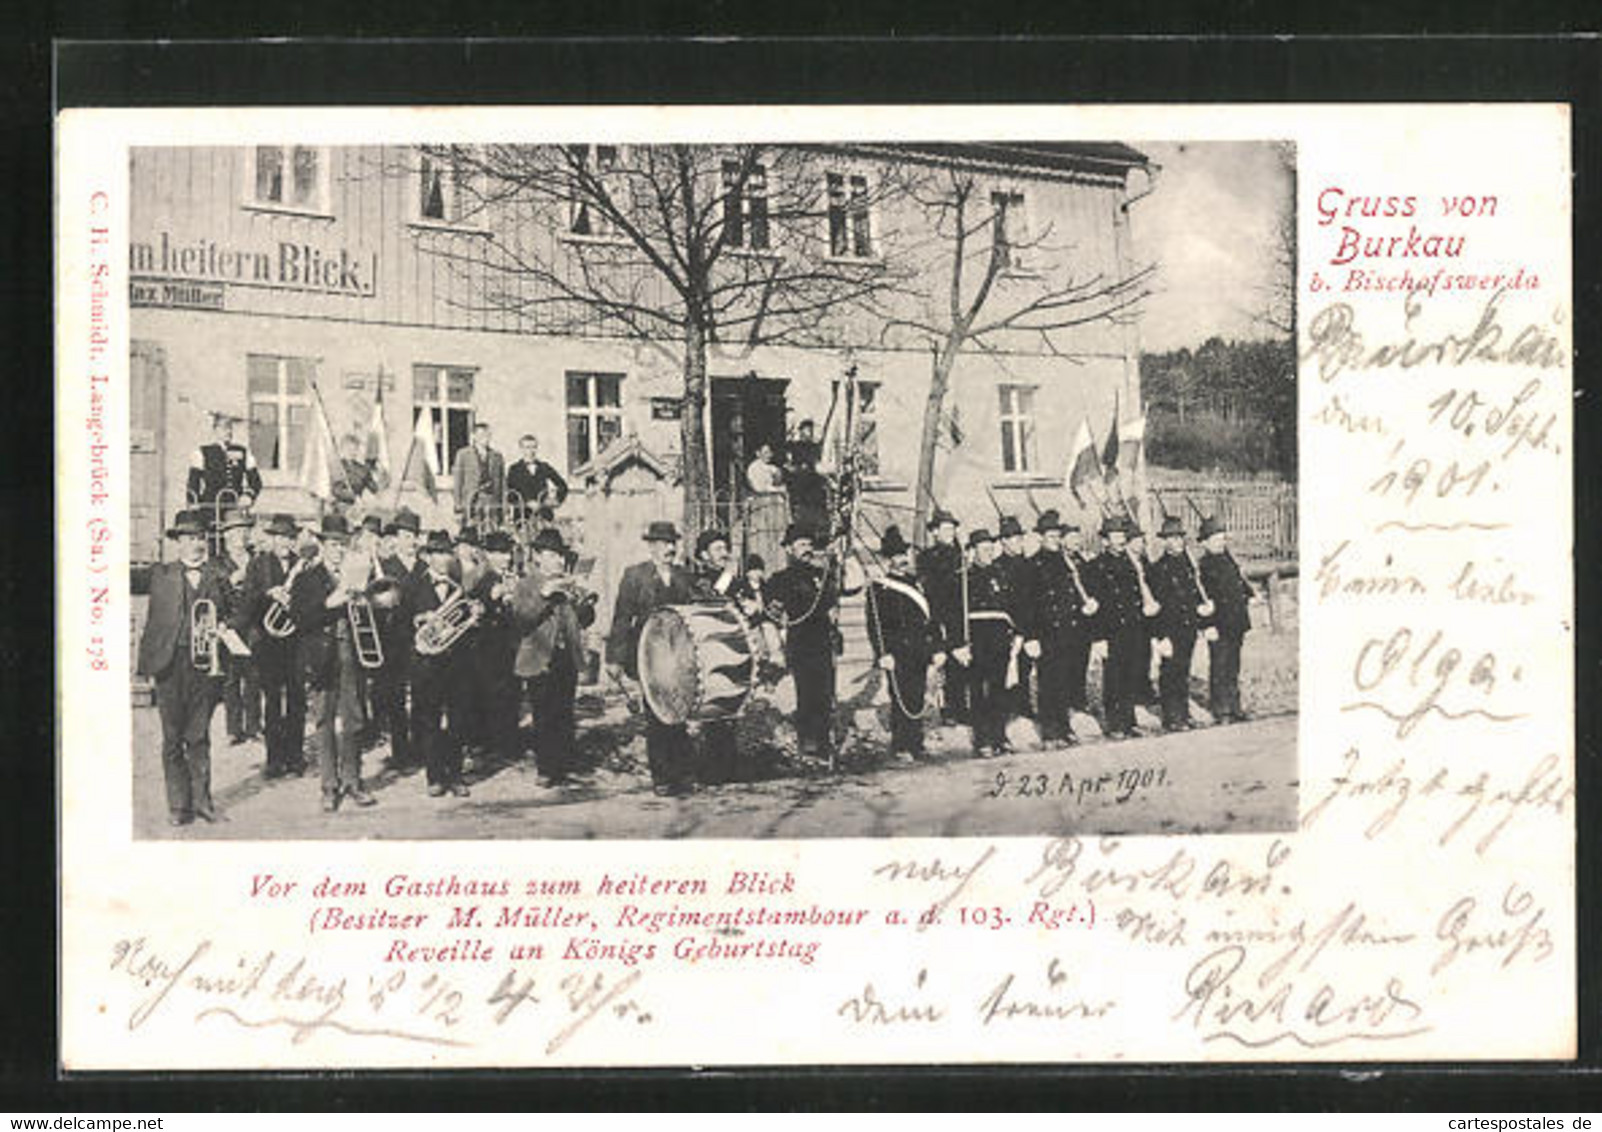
{"left": 1146, "top": 479, "right": 1297, "bottom": 563}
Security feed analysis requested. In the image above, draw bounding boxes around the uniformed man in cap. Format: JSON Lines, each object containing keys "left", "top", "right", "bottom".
{"left": 1030, "top": 509, "right": 1095, "bottom": 746}
{"left": 607, "top": 521, "right": 698, "bottom": 794}
{"left": 187, "top": 412, "right": 262, "bottom": 508}
{"left": 865, "top": 525, "right": 943, "bottom": 762}
{"left": 214, "top": 507, "right": 261, "bottom": 745}
{"left": 514, "top": 527, "right": 597, "bottom": 784}
{"left": 1089, "top": 514, "right": 1147, "bottom": 739}
{"left": 233, "top": 513, "right": 309, "bottom": 777}
{"left": 137, "top": 510, "right": 233, "bottom": 825}
{"left": 996, "top": 515, "right": 1040, "bottom": 723}
{"left": 1147, "top": 515, "right": 1207, "bottom": 731}
{"left": 373, "top": 508, "right": 422, "bottom": 768}
{"left": 766, "top": 523, "right": 843, "bottom": 762}
{"left": 290, "top": 514, "right": 377, "bottom": 812}
{"left": 1198, "top": 516, "right": 1255, "bottom": 724}
{"left": 405, "top": 529, "right": 473, "bottom": 798}
{"left": 950, "top": 527, "right": 1014, "bottom": 758}
{"left": 918, "top": 507, "right": 967, "bottom": 724}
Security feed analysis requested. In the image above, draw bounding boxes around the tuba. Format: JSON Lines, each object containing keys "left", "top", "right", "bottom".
{"left": 262, "top": 544, "right": 318, "bottom": 638}
{"left": 191, "top": 597, "right": 221, "bottom": 675}
{"left": 414, "top": 587, "right": 484, "bottom": 656}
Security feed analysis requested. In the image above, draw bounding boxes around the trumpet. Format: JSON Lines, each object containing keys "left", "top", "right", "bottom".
{"left": 262, "top": 544, "right": 318, "bottom": 638}
{"left": 191, "top": 597, "right": 222, "bottom": 675}
{"left": 414, "top": 588, "right": 484, "bottom": 656}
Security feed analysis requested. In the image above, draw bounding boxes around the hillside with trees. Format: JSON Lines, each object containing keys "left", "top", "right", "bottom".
{"left": 1141, "top": 336, "right": 1296, "bottom": 479}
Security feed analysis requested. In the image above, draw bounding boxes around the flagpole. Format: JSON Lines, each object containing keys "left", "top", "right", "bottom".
{"left": 310, "top": 374, "right": 360, "bottom": 506}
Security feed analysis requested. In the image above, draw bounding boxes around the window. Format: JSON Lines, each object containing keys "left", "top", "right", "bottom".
{"left": 566, "top": 371, "right": 624, "bottom": 471}
{"left": 998, "top": 384, "right": 1038, "bottom": 473}
{"left": 721, "top": 159, "right": 770, "bottom": 251}
{"left": 416, "top": 147, "right": 480, "bottom": 227}
{"left": 831, "top": 378, "right": 881, "bottom": 476}
{"left": 567, "top": 145, "right": 625, "bottom": 239}
{"left": 413, "top": 364, "right": 477, "bottom": 475}
{"left": 247, "top": 355, "right": 314, "bottom": 474}
{"left": 826, "top": 171, "right": 873, "bottom": 259}
{"left": 248, "top": 146, "right": 329, "bottom": 213}
{"left": 991, "top": 189, "right": 1029, "bottom": 271}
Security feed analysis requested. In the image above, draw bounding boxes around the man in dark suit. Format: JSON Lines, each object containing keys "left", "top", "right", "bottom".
{"left": 606, "top": 521, "right": 697, "bottom": 794}
{"left": 1088, "top": 514, "right": 1148, "bottom": 739}
{"left": 405, "top": 530, "right": 474, "bottom": 797}
{"left": 1198, "top": 515, "right": 1255, "bottom": 724}
{"left": 373, "top": 508, "right": 422, "bottom": 768}
{"left": 451, "top": 421, "right": 506, "bottom": 527}
{"left": 232, "top": 513, "right": 309, "bottom": 777}
{"left": 766, "top": 523, "right": 843, "bottom": 763}
{"left": 917, "top": 507, "right": 966, "bottom": 725}
{"left": 865, "top": 526, "right": 944, "bottom": 762}
{"left": 996, "top": 515, "right": 1040, "bottom": 724}
{"left": 505, "top": 434, "right": 569, "bottom": 525}
{"left": 137, "top": 510, "right": 232, "bottom": 825}
{"left": 1147, "top": 515, "right": 1206, "bottom": 732}
{"left": 290, "top": 513, "right": 376, "bottom": 811}
{"left": 513, "top": 527, "right": 596, "bottom": 784}
{"left": 474, "top": 529, "right": 526, "bottom": 765}
{"left": 951, "top": 528, "right": 1014, "bottom": 758}
{"left": 214, "top": 507, "right": 261, "bottom": 745}
{"left": 1031, "top": 510, "right": 1094, "bottom": 747}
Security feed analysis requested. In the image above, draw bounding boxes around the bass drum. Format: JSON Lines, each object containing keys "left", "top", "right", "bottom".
{"left": 637, "top": 603, "right": 758, "bottom": 726}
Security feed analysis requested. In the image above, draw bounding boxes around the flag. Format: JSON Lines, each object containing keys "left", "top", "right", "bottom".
{"left": 1065, "top": 418, "right": 1101, "bottom": 508}
{"left": 298, "top": 406, "right": 335, "bottom": 501}
{"left": 1100, "top": 394, "right": 1120, "bottom": 485}
{"left": 406, "top": 407, "right": 440, "bottom": 503}
{"left": 366, "top": 376, "right": 392, "bottom": 490}
{"left": 1117, "top": 413, "right": 1147, "bottom": 480}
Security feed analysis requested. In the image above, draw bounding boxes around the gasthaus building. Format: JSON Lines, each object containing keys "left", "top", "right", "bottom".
{"left": 127, "top": 141, "right": 1152, "bottom": 616}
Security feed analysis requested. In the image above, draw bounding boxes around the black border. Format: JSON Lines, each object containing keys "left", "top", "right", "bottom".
{"left": 12, "top": 35, "right": 1599, "bottom": 1111}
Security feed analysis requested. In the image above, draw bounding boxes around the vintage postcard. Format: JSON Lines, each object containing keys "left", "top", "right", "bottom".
{"left": 55, "top": 103, "right": 1572, "bottom": 1068}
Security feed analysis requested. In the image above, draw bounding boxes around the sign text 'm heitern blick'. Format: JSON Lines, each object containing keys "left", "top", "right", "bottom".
{"left": 128, "top": 231, "right": 377, "bottom": 296}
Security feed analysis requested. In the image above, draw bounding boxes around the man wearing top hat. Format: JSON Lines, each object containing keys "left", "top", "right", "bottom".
{"left": 138, "top": 510, "right": 233, "bottom": 825}
{"left": 513, "top": 527, "right": 597, "bottom": 784}
{"left": 404, "top": 529, "right": 474, "bottom": 797}
{"left": 214, "top": 507, "right": 261, "bottom": 745}
{"left": 1089, "top": 514, "right": 1147, "bottom": 739}
{"left": 290, "top": 514, "right": 377, "bottom": 811}
{"left": 950, "top": 527, "right": 1014, "bottom": 758}
{"left": 766, "top": 523, "right": 844, "bottom": 762}
{"left": 1030, "top": 509, "right": 1095, "bottom": 747}
{"left": 373, "top": 507, "right": 423, "bottom": 768}
{"left": 233, "top": 513, "right": 309, "bottom": 777}
{"left": 607, "top": 521, "right": 698, "bottom": 793}
{"left": 865, "top": 526, "right": 944, "bottom": 762}
{"left": 187, "top": 412, "right": 262, "bottom": 507}
{"left": 1198, "top": 516, "right": 1255, "bottom": 724}
{"left": 917, "top": 507, "right": 967, "bottom": 725}
{"left": 1147, "top": 515, "right": 1207, "bottom": 732}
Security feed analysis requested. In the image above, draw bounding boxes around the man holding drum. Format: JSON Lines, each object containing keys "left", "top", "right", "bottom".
{"left": 607, "top": 520, "right": 698, "bottom": 795}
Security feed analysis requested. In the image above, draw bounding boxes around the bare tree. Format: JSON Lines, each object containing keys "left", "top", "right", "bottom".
{"left": 878, "top": 163, "right": 1156, "bottom": 538}
{"left": 1253, "top": 140, "right": 1297, "bottom": 339}
{"left": 402, "top": 143, "right": 899, "bottom": 534}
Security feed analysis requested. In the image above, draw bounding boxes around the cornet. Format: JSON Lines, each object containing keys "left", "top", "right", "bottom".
{"left": 191, "top": 598, "right": 221, "bottom": 675}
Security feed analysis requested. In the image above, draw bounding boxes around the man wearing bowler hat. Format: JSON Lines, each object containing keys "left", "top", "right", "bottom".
{"left": 950, "top": 527, "right": 1015, "bottom": 758}
{"left": 1031, "top": 509, "right": 1094, "bottom": 746}
{"left": 1088, "top": 514, "right": 1147, "bottom": 739}
{"left": 1147, "top": 514, "right": 1207, "bottom": 732}
{"left": 865, "top": 525, "right": 943, "bottom": 762}
{"left": 514, "top": 527, "right": 597, "bottom": 784}
{"left": 233, "top": 512, "right": 309, "bottom": 778}
{"left": 473, "top": 528, "right": 525, "bottom": 765}
{"left": 404, "top": 529, "right": 474, "bottom": 797}
{"left": 996, "top": 515, "right": 1040, "bottom": 724}
{"left": 138, "top": 510, "right": 233, "bottom": 825}
{"left": 291, "top": 514, "right": 376, "bottom": 811}
{"left": 214, "top": 506, "right": 262, "bottom": 745}
{"left": 373, "top": 507, "right": 422, "bottom": 768}
{"left": 1198, "top": 515, "right": 1255, "bottom": 724}
{"left": 607, "top": 521, "right": 697, "bottom": 793}
{"left": 918, "top": 507, "right": 967, "bottom": 725}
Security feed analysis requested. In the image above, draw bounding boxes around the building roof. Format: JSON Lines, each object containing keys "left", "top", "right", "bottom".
{"left": 870, "top": 141, "right": 1151, "bottom": 177}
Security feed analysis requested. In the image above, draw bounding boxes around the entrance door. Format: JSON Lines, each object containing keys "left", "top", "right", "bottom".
{"left": 710, "top": 375, "right": 789, "bottom": 505}
{"left": 130, "top": 340, "right": 168, "bottom": 565}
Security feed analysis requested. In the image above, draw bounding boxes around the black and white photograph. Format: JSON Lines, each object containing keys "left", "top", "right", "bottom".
{"left": 127, "top": 137, "right": 1299, "bottom": 840}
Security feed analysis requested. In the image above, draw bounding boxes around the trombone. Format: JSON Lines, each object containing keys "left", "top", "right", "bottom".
{"left": 191, "top": 598, "right": 222, "bottom": 675}
{"left": 344, "top": 553, "right": 401, "bottom": 670}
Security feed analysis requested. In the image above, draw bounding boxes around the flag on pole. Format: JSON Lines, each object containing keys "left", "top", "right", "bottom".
{"left": 1065, "top": 417, "right": 1101, "bottom": 508}
{"left": 406, "top": 407, "right": 441, "bottom": 503}
{"left": 366, "top": 374, "right": 392, "bottom": 490}
{"left": 298, "top": 403, "right": 336, "bottom": 501}
{"left": 1117, "top": 413, "right": 1147, "bottom": 480}
{"left": 1100, "top": 394, "right": 1121, "bottom": 485}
